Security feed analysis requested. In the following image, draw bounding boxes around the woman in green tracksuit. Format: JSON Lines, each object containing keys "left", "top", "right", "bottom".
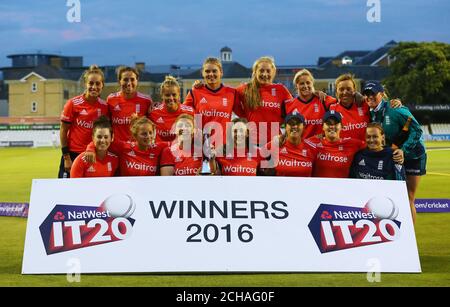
{"left": 363, "top": 80, "right": 426, "bottom": 224}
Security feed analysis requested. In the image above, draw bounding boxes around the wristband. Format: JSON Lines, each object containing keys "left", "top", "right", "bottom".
{"left": 61, "top": 146, "right": 70, "bottom": 155}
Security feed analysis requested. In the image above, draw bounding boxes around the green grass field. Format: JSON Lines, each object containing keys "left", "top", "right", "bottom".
{"left": 0, "top": 144, "right": 449, "bottom": 287}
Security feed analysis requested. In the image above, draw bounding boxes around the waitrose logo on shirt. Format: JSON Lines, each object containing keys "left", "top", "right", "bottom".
{"left": 317, "top": 153, "right": 348, "bottom": 163}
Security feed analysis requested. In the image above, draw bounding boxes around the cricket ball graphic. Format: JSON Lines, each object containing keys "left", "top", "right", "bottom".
{"left": 101, "top": 194, "right": 136, "bottom": 218}
{"left": 365, "top": 196, "right": 399, "bottom": 220}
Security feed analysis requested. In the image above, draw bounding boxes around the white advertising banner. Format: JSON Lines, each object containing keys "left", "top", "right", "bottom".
{"left": 22, "top": 176, "right": 421, "bottom": 274}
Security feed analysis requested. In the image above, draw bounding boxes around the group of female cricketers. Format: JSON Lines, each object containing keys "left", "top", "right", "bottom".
{"left": 59, "top": 56, "right": 426, "bottom": 223}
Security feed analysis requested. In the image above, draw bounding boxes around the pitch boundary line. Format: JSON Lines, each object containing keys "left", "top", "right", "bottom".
{"left": 427, "top": 172, "right": 450, "bottom": 177}
{"left": 426, "top": 148, "right": 450, "bottom": 152}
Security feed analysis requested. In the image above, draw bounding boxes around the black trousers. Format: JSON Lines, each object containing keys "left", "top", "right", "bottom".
{"left": 57, "top": 151, "right": 80, "bottom": 178}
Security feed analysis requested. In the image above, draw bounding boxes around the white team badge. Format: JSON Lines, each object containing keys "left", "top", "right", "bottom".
{"left": 385, "top": 116, "right": 391, "bottom": 125}
{"left": 127, "top": 151, "right": 136, "bottom": 157}
{"left": 80, "top": 109, "right": 88, "bottom": 116}
{"left": 136, "top": 104, "right": 141, "bottom": 114}
{"left": 157, "top": 117, "right": 164, "bottom": 124}
{"left": 200, "top": 97, "right": 208, "bottom": 104}
{"left": 223, "top": 98, "right": 228, "bottom": 106}
{"left": 378, "top": 160, "right": 384, "bottom": 170}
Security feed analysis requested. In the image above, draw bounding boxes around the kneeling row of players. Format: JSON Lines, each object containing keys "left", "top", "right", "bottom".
{"left": 69, "top": 111, "right": 407, "bottom": 181}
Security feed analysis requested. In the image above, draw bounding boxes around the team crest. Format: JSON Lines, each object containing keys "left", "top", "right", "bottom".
{"left": 385, "top": 116, "right": 391, "bottom": 125}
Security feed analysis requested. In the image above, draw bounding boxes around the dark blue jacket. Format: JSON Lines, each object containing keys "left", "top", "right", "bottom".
{"left": 350, "top": 147, "right": 406, "bottom": 181}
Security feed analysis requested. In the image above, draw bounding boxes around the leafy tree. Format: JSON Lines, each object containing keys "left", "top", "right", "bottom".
{"left": 384, "top": 42, "right": 450, "bottom": 105}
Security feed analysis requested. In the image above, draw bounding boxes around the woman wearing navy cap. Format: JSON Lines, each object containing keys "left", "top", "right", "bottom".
{"left": 261, "top": 112, "right": 316, "bottom": 177}
{"left": 305, "top": 110, "right": 366, "bottom": 178}
{"left": 329, "top": 74, "right": 404, "bottom": 141}
{"left": 363, "top": 80, "right": 426, "bottom": 224}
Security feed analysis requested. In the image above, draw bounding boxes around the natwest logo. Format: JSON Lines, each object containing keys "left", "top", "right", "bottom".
{"left": 308, "top": 197, "right": 401, "bottom": 253}
{"left": 39, "top": 194, "right": 136, "bottom": 255}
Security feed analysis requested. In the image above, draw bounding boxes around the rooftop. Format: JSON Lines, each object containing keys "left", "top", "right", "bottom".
{"left": 184, "top": 61, "right": 251, "bottom": 79}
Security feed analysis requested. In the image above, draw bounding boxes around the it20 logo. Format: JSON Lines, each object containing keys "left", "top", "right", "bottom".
{"left": 39, "top": 194, "right": 136, "bottom": 255}
{"left": 308, "top": 196, "right": 401, "bottom": 253}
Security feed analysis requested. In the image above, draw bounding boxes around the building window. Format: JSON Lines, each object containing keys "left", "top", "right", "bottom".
{"left": 63, "top": 90, "right": 69, "bottom": 100}
{"left": 31, "top": 82, "right": 38, "bottom": 92}
{"left": 31, "top": 101, "right": 38, "bottom": 113}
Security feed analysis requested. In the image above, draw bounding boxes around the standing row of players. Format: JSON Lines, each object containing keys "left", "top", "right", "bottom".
{"left": 60, "top": 57, "right": 426, "bottom": 222}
